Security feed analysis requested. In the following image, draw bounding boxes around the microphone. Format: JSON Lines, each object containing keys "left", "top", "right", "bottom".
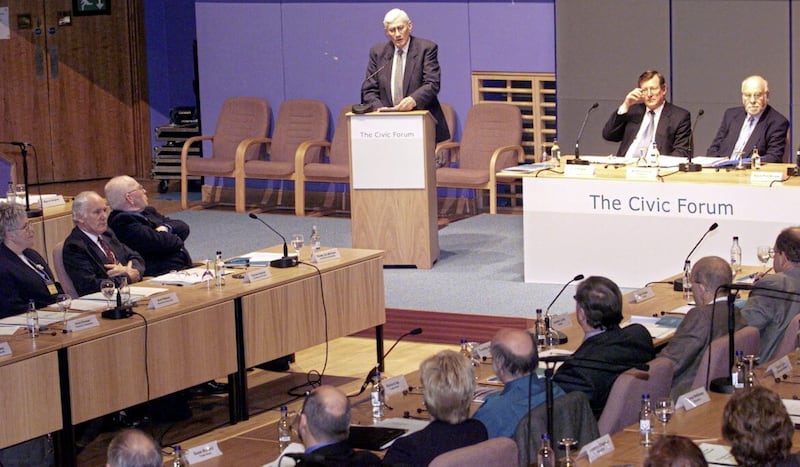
{"left": 354, "top": 327, "right": 423, "bottom": 396}
{"left": 680, "top": 109, "right": 704, "bottom": 172}
{"left": 568, "top": 102, "right": 599, "bottom": 165}
{"left": 543, "top": 274, "right": 584, "bottom": 345}
{"left": 673, "top": 222, "right": 718, "bottom": 291}
{"left": 248, "top": 213, "right": 298, "bottom": 268}
{"left": 352, "top": 63, "right": 388, "bottom": 114}
{"left": 790, "top": 145, "right": 800, "bottom": 177}
{"left": 0, "top": 141, "right": 29, "bottom": 148}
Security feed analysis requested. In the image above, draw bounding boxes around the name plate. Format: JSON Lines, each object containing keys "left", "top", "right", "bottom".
{"left": 676, "top": 387, "right": 711, "bottom": 410}
{"left": 563, "top": 164, "right": 595, "bottom": 178}
{"left": 750, "top": 171, "right": 784, "bottom": 185}
{"left": 244, "top": 267, "right": 271, "bottom": 283}
{"left": 382, "top": 375, "right": 410, "bottom": 398}
{"left": 148, "top": 292, "right": 179, "bottom": 309}
{"left": 66, "top": 315, "right": 100, "bottom": 332}
{"left": 579, "top": 434, "right": 614, "bottom": 462}
{"left": 626, "top": 167, "right": 659, "bottom": 181}
{"left": 766, "top": 355, "right": 792, "bottom": 378}
{"left": 185, "top": 441, "right": 223, "bottom": 464}
{"left": 550, "top": 314, "right": 572, "bottom": 330}
{"left": 311, "top": 248, "right": 341, "bottom": 264}
{"left": 0, "top": 342, "right": 11, "bottom": 358}
{"left": 629, "top": 286, "right": 656, "bottom": 303}
{"left": 474, "top": 341, "right": 492, "bottom": 360}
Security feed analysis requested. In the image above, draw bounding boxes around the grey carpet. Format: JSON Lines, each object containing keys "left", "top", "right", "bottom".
{"left": 170, "top": 211, "right": 587, "bottom": 318}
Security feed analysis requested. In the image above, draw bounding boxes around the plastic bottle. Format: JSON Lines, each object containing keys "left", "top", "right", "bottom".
{"left": 731, "top": 350, "right": 745, "bottom": 390}
{"left": 278, "top": 405, "right": 291, "bottom": 451}
{"left": 310, "top": 225, "right": 321, "bottom": 252}
{"left": 682, "top": 259, "right": 692, "bottom": 302}
{"left": 370, "top": 371, "right": 385, "bottom": 421}
{"left": 535, "top": 309, "right": 547, "bottom": 351}
{"left": 459, "top": 338, "right": 470, "bottom": 360}
{"left": 6, "top": 182, "right": 14, "bottom": 204}
{"left": 26, "top": 299, "right": 39, "bottom": 338}
{"left": 639, "top": 393, "right": 653, "bottom": 447}
{"left": 537, "top": 433, "right": 555, "bottom": 467}
{"left": 730, "top": 237, "right": 742, "bottom": 274}
{"left": 551, "top": 140, "right": 561, "bottom": 163}
{"left": 752, "top": 146, "right": 761, "bottom": 170}
{"left": 214, "top": 250, "right": 224, "bottom": 288}
{"left": 647, "top": 141, "right": 660, "bottom": 167}
{"left": 172, "top": 445, "right": 186, "bottom": 467}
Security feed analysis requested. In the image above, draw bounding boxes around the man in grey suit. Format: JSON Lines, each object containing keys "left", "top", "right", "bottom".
{"left": 602, "top": 69, "right": 692, "bottom": 158}
{"left": 706, "top": 75, "right": 789, "bottom": 163}
{"left": 361, "top": 8, "right": 450, "bottom": 144}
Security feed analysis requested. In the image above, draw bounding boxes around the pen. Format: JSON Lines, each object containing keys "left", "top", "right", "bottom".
{"left": 748, "top": 267, "right": 773, "bottom": 279}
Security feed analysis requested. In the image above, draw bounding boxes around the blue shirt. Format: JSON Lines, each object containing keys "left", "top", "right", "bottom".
{"left": 472, "top": 373, "right": 565, "bottom": 438}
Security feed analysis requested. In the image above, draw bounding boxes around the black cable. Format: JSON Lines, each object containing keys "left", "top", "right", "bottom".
{"left": 534, "top": 168, "right": 564, "bottom": 177}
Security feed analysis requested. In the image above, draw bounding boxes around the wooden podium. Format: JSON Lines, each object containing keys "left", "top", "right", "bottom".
{"left": 348, "top": 111, "right": 439, "bottom": 269}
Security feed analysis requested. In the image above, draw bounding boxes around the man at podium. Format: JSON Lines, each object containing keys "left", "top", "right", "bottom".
{"left": 361, "top": 8, "right": 450, "bottom": 144}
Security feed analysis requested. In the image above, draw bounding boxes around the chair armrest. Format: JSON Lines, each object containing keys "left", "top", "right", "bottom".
{"left": 234, "top": 137, "right": 272, "bottom": 169}
{"left": 181, "top": 134, "right": 214, "bottom": 165}
{"left": 435, "top": 141, "right": 461, "bottom": 165}
{"left": 295, "top": 140, "right": 331, "bottom": 174}
{"left": 488, "top": 145, "right": 525, "bottom": 175}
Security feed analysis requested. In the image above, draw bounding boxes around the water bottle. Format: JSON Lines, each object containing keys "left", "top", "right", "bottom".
{"left": 647, "top": 141, "right": 660, "bottom": 167}
{"left": 551, "top": 140, "right": 561, "bottom": 163}
{"left": 370, "top": 371, "right": 385, "bottom": 421}
{"left": 172, "top": 445, "right": 186, "bottom": 467}
{"left": 535, "top": 309, "right": 547, "bottom": 350}
{"left": 278, "top": 405, "right": 291, "bottom": 451}
{"left": 6, "top": 182, "right": 14, "bottom": 204}
{"left": 310, "top": 225, "right": 321, "bottom": 252}
{"left": 682, "top": 259, "right": 692, "bottom": 302}
{"left": 730, "top": 236, "right": 742, "bottom": 274}
{"left": 537, "top": 433, "right": 555, "bottom": 467}
{"left": 26, "top": 299, "right": 39, "bottom": 338}
{"left": 459, "top": 339, "right": 470, "bottom": 359}
{"left": 731, "top": 350, "right": 745, "bottom": 390}
{"left": 639, "top": 393, "right": 653, "bottom": 447}
{"left": 214, "top": 250, "right": 224, "bottom": 288}
{"left": 751, "top": 146, "right": 761, "bottom": 169}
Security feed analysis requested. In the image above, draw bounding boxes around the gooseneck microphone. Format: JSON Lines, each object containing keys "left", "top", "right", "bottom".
{"left": 352, "top": 63, "right": 388, "bottom": 114}
{"left": 680, "top": 108, "right": 704, "bottom": 172}
{"left": 568, "top": 102, "right": 599, "bottom": 165}
{"left": 673, "top": 222, "right": 718, "bottom": 290}
{"left": 543, "top": 274, "right": 583, "bottom": 345}
{"left": 248, "top": 213, "right": 298, "bottom": 268}
{"left": 353, "top": 327, "right": 423, "bottom": 396}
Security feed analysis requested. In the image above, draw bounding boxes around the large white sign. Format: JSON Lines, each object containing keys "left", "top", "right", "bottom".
{"left": 350, "top": 114, "right": 425, "bottom": 189}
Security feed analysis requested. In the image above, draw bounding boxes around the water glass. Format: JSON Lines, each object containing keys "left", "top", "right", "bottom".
{"left": 15, "top": 184, "right": 26, "bottom": 205}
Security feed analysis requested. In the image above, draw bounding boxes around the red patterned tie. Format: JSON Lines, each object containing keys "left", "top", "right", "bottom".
{"left": 98, "top": 237, "right": 117, "bottom": 264}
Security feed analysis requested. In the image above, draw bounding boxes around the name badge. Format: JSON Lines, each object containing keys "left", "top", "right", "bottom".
{"left": 626, "top": 167, "right": 659, "bottom": 181}
{"left": 383, "top": 375, "right": 410, "bottom": 398}
{"left": 243, "top": 267, "right": 271, "bottom": 283}
{"left": 148, "top": 292, "right": 179, "bottom": 309}
{"left": 185, "top": 441, "right": 223, "bottom": 464}
{"left": 766, "top": 355, "right": 792, "bottom": 378}
{"left": 563, "top": 164, "right": 595, "bottom": 178}
{"left": 676, "top": 387, "right": 711, "bottom": 410}
{"left": 66, "top": 315, "right": 100, "bottom": 332}
{"left": 46, "top": 281, "right": 58, "bottom": 295}
{"left": 0, "top": 342, "right": 12, "bottom": 358}
{"left": 579, "top": 434, "right": 615, "bottom": 462}
{"left": 311, "top": 248, "right": 341, "bottom": 264}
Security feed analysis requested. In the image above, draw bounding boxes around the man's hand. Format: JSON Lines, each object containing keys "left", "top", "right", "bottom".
{"left": 623, "top": 88, "right": 644, "bottom": 108}
{"left": 105, "top": 261, "right": 141, "bottom": 283}
{"left": 395, "top": 96, "right": 417, "bottom": 112}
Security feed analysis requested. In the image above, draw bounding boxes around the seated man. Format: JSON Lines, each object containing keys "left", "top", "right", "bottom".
{"left": 63, "top": 191, "right": 145, "bottom": 297}
{"left": 106, "top": 428, "right": 162, "bottom": 467}
{"left": 643, "top": 435, "right": 709, "bottom": 467}
{"left": 0, "top": 202, "right": 63, "bottom": 317}
{"left": 295, "top": 385, "right": 381, "bottom": 466}
{"left": 742, "top": 226, "right": 800, "bottom": 363}
{"left": 659, "top": 256, "right": 745, "bottom": 398}
{"left": 105, "top": 175, "right": 192, "bottom": 276}
{"left": 706, "top": 75, "right": 789, "bottom": 163}
{"left": 473, "top": 328, "right": 565, "bottom": 438}
{"left": 553, "top": 276, "right": 655, "bottom": 417}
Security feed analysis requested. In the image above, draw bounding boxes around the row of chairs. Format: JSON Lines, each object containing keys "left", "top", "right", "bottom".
{"left": 180, "top": 97, "right": 524, "bottom": 216}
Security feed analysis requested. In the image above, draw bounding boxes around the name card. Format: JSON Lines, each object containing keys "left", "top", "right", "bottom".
{"left": 243, "top": 267, "right": 271, "bottom": 283}
{"left": 311, "top": 248, "right": 341, "bottom": 264}
{"left": 382, "top": 375, "right": 410, "bottom": 398}
{"left": 629, "top": 286, "right": 656, "bottom": 303}
{"left": 66, "top": 315, "right": 100, "bottom": 332}
{"left": 474, "top": 341, "right": 492, "bottom": 360}
{"left": 148, "top": 293, "right": 179, "bottom": 309}
{"left": 676, "top": 387, "right": 711, "bottom": 410}
{"left": 750, "top": 171, "right": 784, "bottom": 185}
{"left": 185, "top": 441, "right": 223, "bottom": 464}
{"left": 579, "top": 434, "right": 614, "bottom": 463}
{"left": 626, "top": 167, "right": 659, "bottom": 181}
{"left": 563, "top": 164, "right": 595, "bottom": 178}
{"left": 766, "top": 355, "right": 792, "bottom": 378}
{"left": 549, "top": 314, "right": 572, "bottom": 330}
{"left": 0, "top": 342, "right": 11, "bottom": 358}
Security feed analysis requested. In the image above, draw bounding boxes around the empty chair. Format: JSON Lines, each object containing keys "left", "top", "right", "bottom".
{"left": 435, "top": 103, "right": 523, "bottom": 214}
{"left": 180, "top": 96, "right": 271, "bottom": 211}
{"left": 690, "top": 326, "right": 760, "bottom": 391}
{"left": 772, "top": 314, "right": 800, "bottom": 360}
{"left": 237, "top": 99, "right": 329, "bottom": 213}
{"left": 597, "top": 357, "right": 674, "bottom": 436}
{"left": 429, "top": 437, "right": 518, "bottom": 467}
{"left": 435, "top": 102, "right": 458, "bottom": 168}
{"left": 52, "top": 241, "right": 78, "bottom": 298}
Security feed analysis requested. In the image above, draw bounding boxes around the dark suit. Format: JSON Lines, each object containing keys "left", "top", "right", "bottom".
{"left": 300, "top": 441, "right": 381, "bottom": 467}
{"left": 361, "top": 36, "right": 450, "bottom": 143}
{"left": 659, "top": 301, "right": 745, "bottom": 398}
{"left": 706, "top": 105, "right": 789, "bottom": 163}
{"left": 383, "top": 419, "right": 488, "bottom": 466}
{"left": 602, "top": 102, "right": 692, "bottom": 158}
{"left": 108, "top": 207, "right": 192, "bottom": 277}
{"left": 553, "top": 324, "right": 655, "bottom": 417}
{"left": 0, "top": 243, "right": 62, "bottom": 318}
{"left": 62, "top": 227, "right": 145, "bottom": 297}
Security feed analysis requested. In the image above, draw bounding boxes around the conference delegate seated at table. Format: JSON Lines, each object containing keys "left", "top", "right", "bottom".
{"left": 643, "top": 435, "right": 708, "bottom": 467}
{"left": 553, "top": 276, "right": 655, "bottom": 417}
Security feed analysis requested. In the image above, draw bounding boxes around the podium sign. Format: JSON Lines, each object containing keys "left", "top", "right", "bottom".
{"left": 348, "top": 111, "right": 439, "bottom": 269}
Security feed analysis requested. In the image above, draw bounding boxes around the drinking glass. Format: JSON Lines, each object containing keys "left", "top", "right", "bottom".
{"left": 56, "top": 294, "right": 72, "bottom": 331}
{"left": 15, "top": 184, "right": 26, "bottom": 205}
{"left": 100, "top": 279, "right": 116, "bottom": 308}
{"left": 757, "top": 245, "right": 771, "bottom": 271}
{"left": 654, "top": 398, "right": 674, "bottom": 434}
{"left": 558, "top": 438, "right": 577, "bottom": 467}
{"left": 291, "top": 234, "right": 304, "bottom": 259}
{"left": 118, "top": 276, "right": 131, "bottom": 305}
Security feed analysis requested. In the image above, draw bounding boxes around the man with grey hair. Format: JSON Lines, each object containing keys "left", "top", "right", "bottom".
{"left": 707, "top": 75, "right": 789, "bottom": 162}
{"left": 472, "top": 328, "right": 565, "bottom": 438}
{"left": 361, "top": 8, "right": 450, "bottom": 143}
{"left": 106, "top": 175, "right": 192, "bottom": 276}
{"left": 106, "top": 428, "right": 162, "bottom": 467}
{"left": 63, "top": 191, "right": 144, "bottom": 296}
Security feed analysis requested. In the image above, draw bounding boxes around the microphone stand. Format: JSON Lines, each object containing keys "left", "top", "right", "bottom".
{"left": 679, "top": 109, "right": 704, "bottom": 172}
{"left": 0, "top": 142, "right": 42, "bottom": 218}
{"left": 352, "top": 328, "right": 423, "bottom": 397}
{"left": 567, "top": 103, "right": 598, "bottom": 166}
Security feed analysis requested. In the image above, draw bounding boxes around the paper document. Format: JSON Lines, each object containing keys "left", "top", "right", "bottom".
{"left": 665, "top": 304, "right": 693, "bottom": 315}
{"left": 624, "top": 316, "right": 675, "bottom": 339}
{"left": 68, "top": 299, "right": 109, "bottom": 312}
{"left": 502, "top": 163, "right": 552, "bottom": 173}
{"left": 0, "top": 311, "right": 81, "bottom": 326}
{"left": 150, "top": 267, "right": 212, "bottom": 285}
{"left": 237, "top": 252, "right": 285, "bottom": 266}
{"left": 699, "top": 443, "right": 736, "bottom": 466}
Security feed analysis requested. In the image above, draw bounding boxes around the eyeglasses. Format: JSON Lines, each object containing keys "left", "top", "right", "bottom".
{"left": 126, "top": 185, "right": 145, "bottom": 195}
{"left": 9, "top": 221, "right": 32, "bottom": 232}
{"left": 742, "top": 93, "right": 765, "bottom": 100}
{"left": 640, "top": 87, "right": 663, "bottom": 96}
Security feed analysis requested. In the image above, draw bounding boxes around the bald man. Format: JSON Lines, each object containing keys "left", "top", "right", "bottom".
{"left": 707, "top": 75, "right": 789, "bottom": 162}
{"left": 472, "top": 328, "right": 565, "bottom": 438}
{"left": 106, "top": 429, "right": 162, "bottom": 467}
{"left": 297, "top": 385, "right": 381, "bottom": 466}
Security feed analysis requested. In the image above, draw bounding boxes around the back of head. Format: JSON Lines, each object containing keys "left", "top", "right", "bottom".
{"left": 105, "top": 175, "right": 138, "bottom": 211}
{"left": 106, "top": 429, "right": 162, "bottom": 467}
{"left": 575, "top": 276, "right": 623, "bottom": 330}
{"left": 302, "top": 385, "right": 351, "bottom": 444}
{"left": 644, "top": 435, "right": 708, "bottom": 467}
{"left": 0, "top": 202, "right": 26, "bottom": 243}
{"left": 691, "top": 256, "right": 732, "bottom": 297}
{"left": 775, "top": 227, "right": 800, "bottom": 263}
{"left": 420, "top": 350, "right": 475, "bottom": 424}
{"left": 722, "top": 386, "right": 793, "bottom": 466}
{"left": 490, "top": 328, "right": 537, "bottom": 380}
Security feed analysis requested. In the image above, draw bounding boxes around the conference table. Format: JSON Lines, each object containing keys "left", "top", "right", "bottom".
{"left": 498, "top": 159, "right": 799, "bottom": 288}
{"left": 0, "top": 246, "right": 385, "bottom": 466}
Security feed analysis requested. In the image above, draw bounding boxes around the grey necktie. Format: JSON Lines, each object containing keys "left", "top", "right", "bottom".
{"left": 732, "top": 116, "right": 756, "bottom": 159}
{"left": 392, "top": 49, "right": 404, "bottom": 106}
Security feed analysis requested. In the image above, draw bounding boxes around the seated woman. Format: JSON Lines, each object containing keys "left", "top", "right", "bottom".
{"left": 0, "top": 202, "right": 63, "bottom": 318}
{"left": 383, "top": 350, "right": 488, "bottom": 466}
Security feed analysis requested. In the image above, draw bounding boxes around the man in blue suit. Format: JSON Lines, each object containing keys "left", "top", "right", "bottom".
{"left": 706, "top": 75, "right": 789, "bottom": 163}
